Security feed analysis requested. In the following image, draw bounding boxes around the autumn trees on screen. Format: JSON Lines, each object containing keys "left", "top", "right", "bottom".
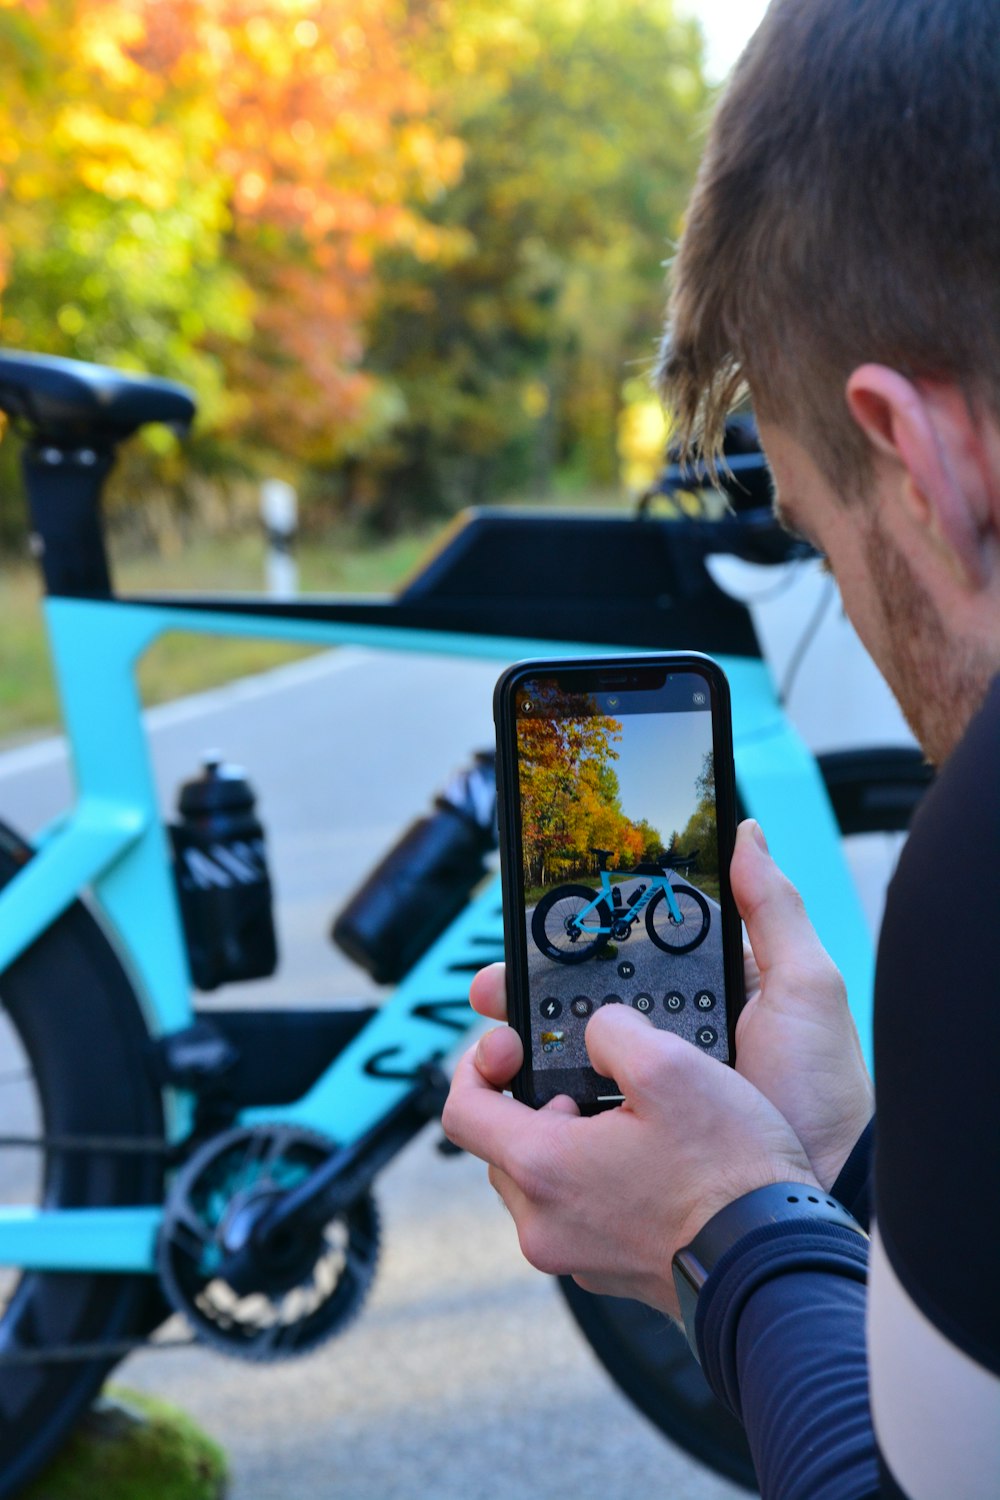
{"left": 516, "top": 693, "right": 664, "bottom": 892}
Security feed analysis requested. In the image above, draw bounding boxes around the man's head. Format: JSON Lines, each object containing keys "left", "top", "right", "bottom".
{"left": 660, "top": 0, "right": 1000, "bottom": 760}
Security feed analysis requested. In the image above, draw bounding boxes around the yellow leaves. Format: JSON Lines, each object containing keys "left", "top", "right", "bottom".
{"left": 76, "top": 1, "right": 151, "bottom": 93}
{"left": 244, "top": 14, "right": 275, "bottom": 49}
{"left": 618, "top": 377, "right": 668, "bottom": 491}
{"left": 340, "top": 21, "right": 368, "bottom": 57}
{"left": 56, "top": 303, "right": 86, "bottom": 335}
{"left": 521, "top": 380, "right": 550, "bottom": 419}
{"left": 59, "top": 106, "right": 182, "bottom": 208}
{"left": 451, "top": 36, "right": 477, "bottom": 73}
{"left": 235, "top": 171, "right": 268, "bottom": 210}
{"left": 397, "top": 123, "right": 465, "bottom": 200}
{"left": 293, "top": 18, "right": 319, "bottom": 45}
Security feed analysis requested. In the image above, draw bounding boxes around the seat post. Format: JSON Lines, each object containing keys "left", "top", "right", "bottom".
{"left": 22, "top": 438, "right": 116, "bottom": 597}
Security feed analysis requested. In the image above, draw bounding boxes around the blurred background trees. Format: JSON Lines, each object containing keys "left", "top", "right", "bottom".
{"left": 0, "top": 0, "right": 708, "bottom": 547}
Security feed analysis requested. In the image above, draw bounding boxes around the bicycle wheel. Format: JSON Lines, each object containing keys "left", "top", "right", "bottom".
{"left": 0, "top": 824, "right": 164, "bottom": 1499}
{"left": 531, "top": 885, "right": 611, "bottom": 964}
{"left": 816, "top": 747, "right": 933, "bottom": 835}
{"left": 645, "top": 884, "right": 710, "bottom": 955}
{"left": 558, "top": 1276, "right": 757, "bottom": 1489}
{"left": 559, "top": 748, "right": 934, "bottom": 1494}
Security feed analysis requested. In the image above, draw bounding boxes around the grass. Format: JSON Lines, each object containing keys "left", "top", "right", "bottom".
{"left": 22, "top": 1386, "right": 226, "bottom": 1500}
{"left": 0, "top": 487, "right": 633, "bottom": 744}
{"left": 0, "top": 525, "right": 439, "bottom": 743}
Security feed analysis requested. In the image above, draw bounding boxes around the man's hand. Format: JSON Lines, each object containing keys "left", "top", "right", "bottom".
{"left": 442, "top": 1003, "right": 816, "bottom": 1319}
{"left": 730, "top": 820, "right": 873, "bottom": 1189}
{"left": 464, "top": 818, "right": 873, "bottom": 1196}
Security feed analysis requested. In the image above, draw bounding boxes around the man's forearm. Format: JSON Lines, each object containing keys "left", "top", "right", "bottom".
{"left": 696, "top": 1222, "right": 878, "bottom": 1499}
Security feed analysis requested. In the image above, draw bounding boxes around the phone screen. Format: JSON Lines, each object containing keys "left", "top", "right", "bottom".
{"left": 503, "top": 659, "right": 740, "bottom": 1109}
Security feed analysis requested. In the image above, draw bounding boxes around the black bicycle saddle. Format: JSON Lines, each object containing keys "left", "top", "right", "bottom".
{"left": 0, "top": 350, "right": 196, "bottom": 444}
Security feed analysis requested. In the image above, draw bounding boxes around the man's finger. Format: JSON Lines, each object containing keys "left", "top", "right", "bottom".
{"left": 443, "top": 1042, "right": 561, "bottom": 1172}
{"left": 730, "top": 820, "right": 832, "bottom": 978}
{"left": 583, "top": 1003, "right": 688, "bottom": 1103}
{"left": 473, "top": 1023, "right": 523, "bottom": 1087}
{"left": 541, "top": 1093, "right": 580, "bottom": 1117}
{"left": 469, "top": 962, "right": 509, "bottom": 1022}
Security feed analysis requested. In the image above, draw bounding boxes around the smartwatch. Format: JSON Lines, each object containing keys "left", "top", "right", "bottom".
{"left": 671, "top": 1182, "right": 868, "bottom": 1363}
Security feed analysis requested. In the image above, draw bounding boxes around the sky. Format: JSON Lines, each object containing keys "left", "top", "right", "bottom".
{"left": 681, "top": 0, "right": 772, "bottom": 81}
{"left": 613, "top": 709, "right": 713, "bottom": 846}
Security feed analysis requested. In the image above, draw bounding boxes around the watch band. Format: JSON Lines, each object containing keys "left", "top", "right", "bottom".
{"left": 671, "top": 1182, "right": 868, "bottom": 1363}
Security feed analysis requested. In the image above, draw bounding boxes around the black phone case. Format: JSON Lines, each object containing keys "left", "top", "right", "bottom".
{"left": 494, "top": 653, "right": 745, "bottom": 1113}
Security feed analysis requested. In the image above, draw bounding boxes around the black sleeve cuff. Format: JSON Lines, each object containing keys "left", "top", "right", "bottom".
{"left": 695, "top": 1219, "right": 870, "bottom": 1419}
{"left": 830, "top": 1117, "right": 875, "bottom": 1230}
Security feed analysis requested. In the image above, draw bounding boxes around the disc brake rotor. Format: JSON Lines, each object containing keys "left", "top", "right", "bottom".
{"left": 157, "top": 1123, "right": 379, "bottom": 1362}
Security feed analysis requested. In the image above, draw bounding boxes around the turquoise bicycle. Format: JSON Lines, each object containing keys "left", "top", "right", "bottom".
{"left": 531, "top": 848, "right": 710, "bottom": 963}
{"left": 0, "top": 351, "right": 932, "bottom": 1495}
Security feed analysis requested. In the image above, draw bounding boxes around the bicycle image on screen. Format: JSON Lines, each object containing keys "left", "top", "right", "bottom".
{"left": 533, "top": 860, "right": 710, "bottom": 964}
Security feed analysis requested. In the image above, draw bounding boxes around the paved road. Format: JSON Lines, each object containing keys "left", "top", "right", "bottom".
{"left": 0, "top": 647, "right": 745, "bottom": 1500}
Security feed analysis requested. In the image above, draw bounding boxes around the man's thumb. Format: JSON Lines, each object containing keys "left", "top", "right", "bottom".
{"left": 730, "top": 819, "right": 825, "bottom": 976}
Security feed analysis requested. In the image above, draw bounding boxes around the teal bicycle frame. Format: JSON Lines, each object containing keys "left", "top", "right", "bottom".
{"left": 561, "top": 869, "right": 690, "bottom": 938}
{"left": 0, "top": 588, "right": 872, "bottom": 1279}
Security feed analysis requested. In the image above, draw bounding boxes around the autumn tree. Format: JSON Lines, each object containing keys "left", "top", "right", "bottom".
{"left": 0, "top": 0, "right": 461, "bottom": 530}
{"left": 354, "top": 0, "right": 709, "bottom": 527}
{"left": 0, "top": 0, "right": 709, "bottom": 544}
{"left": 516, "top": 688, "right": 663, "bottom": 888}
{"left": 517, "top": 689, "right": 622, "bottom": 886}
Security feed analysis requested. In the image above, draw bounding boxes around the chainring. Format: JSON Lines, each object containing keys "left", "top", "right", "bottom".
{"left": 157, "top": 1123, "right": 379, "bottom": 1362}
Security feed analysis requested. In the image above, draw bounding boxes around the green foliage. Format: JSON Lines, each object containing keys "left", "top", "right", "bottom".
{"left": 0, "top": 0, "right": 709, "bottom": 542}
{"left": 674, "top": 749, "right": 719, "bottom": 894}
{"left": 354, "top": 0, "right": 709, "bottom": 528}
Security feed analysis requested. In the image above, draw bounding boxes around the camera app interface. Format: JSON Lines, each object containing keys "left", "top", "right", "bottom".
{"left": 515, "top": 669, "right": 727, "bottom": 1100}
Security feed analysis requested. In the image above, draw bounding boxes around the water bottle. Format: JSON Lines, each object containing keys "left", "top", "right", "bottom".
{"left": 169, "top": 755, "right": 279, "bottom": 991}
{"left": 331, "top": 751, "right": 497, "bottom": 985}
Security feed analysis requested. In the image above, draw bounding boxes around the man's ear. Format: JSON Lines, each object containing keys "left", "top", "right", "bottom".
{"left": 845, "top": 364, "right": 991, "bottom": 590}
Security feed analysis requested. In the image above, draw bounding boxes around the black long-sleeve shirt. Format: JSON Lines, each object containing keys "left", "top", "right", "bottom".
{"left": 695, "top": 675, "right": 1000, "bottom": 1498}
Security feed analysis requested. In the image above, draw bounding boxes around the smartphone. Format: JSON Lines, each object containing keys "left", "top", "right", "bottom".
{"left": 494, "top": 654, "right": 745, "bottom": 1113}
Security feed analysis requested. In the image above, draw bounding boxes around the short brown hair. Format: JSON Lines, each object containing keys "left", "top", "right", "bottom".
{"left": 660, "top": 0, "right": 1000, "bottom": 489}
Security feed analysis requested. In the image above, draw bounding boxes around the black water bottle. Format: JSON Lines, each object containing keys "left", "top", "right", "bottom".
{"left": 331, "top": 751, "right": 497, "bottom": 985}
{"left": 170, "top": 755, "right": 279, "bottom": 992}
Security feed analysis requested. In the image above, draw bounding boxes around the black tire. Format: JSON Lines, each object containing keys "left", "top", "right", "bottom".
{"left": 558, "top": 1276, "right": 757, "bottom": 1490}
{"left": 560, "top": 749, "right": 934, "bottom": 1494}
{"left": 531, "top": 884, "right": 611, "bottom": 964}
{"left": 0, "top": 823, "right": 164, "bottom": 1499}
{"left": 816, "top": 747, "right": 933, "bottom": 835}
{"left": 645, "top": 884, "right": 710, "bottom": 955}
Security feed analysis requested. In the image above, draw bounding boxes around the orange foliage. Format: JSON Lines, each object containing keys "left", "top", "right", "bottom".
{"left": 0, "top": 0, "right": 463, "bottom": 460}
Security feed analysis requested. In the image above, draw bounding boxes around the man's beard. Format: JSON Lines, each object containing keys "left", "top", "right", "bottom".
{"left": 865, "top": 515, "right": 994, "bottom": 766}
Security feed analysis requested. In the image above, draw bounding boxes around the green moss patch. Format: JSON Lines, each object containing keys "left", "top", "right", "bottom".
{"left": 23, "top": 1387, "right": 227, "bottom": 1500}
